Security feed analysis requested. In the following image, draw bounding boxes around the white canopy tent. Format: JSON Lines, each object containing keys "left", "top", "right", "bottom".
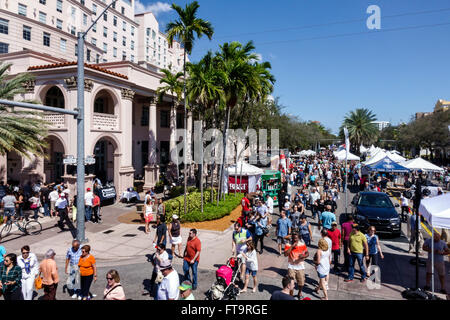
{"left": 386, "top": 151, "right": 406, "bottom": 163}
{"left": 419, "top": 193, "right": 450, "bottom": 296}
{"left": 360, "top": 145, "right": 368, "bottom": 154}
{"left": 401, "top": 157, "right": 445, "bottom": 173}
{"left": 334, "top": 149, "right": 360, "bottom": 161}
{"left": 364, "top": 150, "right": 388, "bottom": 165}
{"left": 299, "top": 150, "right": 316, "bottom": 156}
{"left": 223, "top": 162, "right": 264, "bottom": 194}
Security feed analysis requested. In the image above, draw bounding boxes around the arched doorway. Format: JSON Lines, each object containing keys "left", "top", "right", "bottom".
{"left": 43, "top": 136, "right": 65, "bottom": 184}
{"left": 45, "top": 86, "right": 65, "bottom": 108}
{"left": 93, "top": 137, "right": 117, "bottom": 185}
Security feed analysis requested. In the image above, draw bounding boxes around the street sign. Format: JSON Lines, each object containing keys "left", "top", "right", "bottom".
{"left": 63, "top": 155, "right": 77, "bottom": 165}
{"left": 85, "top": 155, "right": 96, "bottom": 165}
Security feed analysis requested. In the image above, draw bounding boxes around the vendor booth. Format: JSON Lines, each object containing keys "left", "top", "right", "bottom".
{"left": 419, "top": 193, "right": 450, "bottom": 296}
{"left": 223, "top": 162, "right": 264, "bottom": 194}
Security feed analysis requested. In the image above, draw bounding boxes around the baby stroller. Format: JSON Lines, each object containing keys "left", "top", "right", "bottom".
{"left": 205, "top": 257, "right": 242, "bottom": 300}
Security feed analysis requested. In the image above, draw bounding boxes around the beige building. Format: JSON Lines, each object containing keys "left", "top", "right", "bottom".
{"left": 0, "top": 0, "right": 190, "bottom": 195}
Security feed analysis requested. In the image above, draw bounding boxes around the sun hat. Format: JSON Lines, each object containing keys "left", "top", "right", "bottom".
{"left": 172, "top": 214, "right": 179, "bottom": 220}
{"left": 178, "top": 280, "right": 192, "bottom": 291}
{"left": 159, "top": 260, "right": 172, "bottom": 270}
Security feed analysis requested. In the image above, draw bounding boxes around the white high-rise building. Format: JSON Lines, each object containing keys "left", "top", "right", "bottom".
{"left": 371, "top": 121, "right": 390, "bottom": 131}
{"left": 0, "top": 0, "right": 189, "bottom": 194}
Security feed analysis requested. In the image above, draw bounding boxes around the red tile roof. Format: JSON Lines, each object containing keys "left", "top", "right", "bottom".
{"left": 27, "top": 61, "right": 128, "bottom": 80}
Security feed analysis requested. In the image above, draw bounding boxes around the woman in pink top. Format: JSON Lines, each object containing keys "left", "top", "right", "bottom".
{"left": 103, "top": 270, "right": 125, "bottom": 300}
{"left": 341, "top": 215, "right": 354, "bottom": 272}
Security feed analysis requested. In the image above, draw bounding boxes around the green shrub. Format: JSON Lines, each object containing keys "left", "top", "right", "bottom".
{"left": 165, "top": 192, "right": 244, "bottom": 223}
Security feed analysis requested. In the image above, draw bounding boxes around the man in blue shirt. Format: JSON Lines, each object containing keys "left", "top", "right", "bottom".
{"left": 65, "top": 240, "right": 82, "bottom": 299}
{"left": 276, "top": 210, "right": 292, "bottom": 255}
{"left": 320, "top": 205, "right": 336, "bottom": 230}
{"left": 0, "top": 245, "right": 6, "bottom": 264}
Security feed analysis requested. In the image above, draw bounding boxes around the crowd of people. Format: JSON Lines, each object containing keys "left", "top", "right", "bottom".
{"left": 0, "top": 148, "right": 448, "bottom": 301}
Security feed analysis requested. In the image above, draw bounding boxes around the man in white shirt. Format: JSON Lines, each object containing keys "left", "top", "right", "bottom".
{"left": 84, "top": 187, "right": 94, "bottom": 222}
{"left": 400, "top": 193, "right": 409, "bottom": 223}
{"left": 157, "top": 260, "right": 180, "bottom": 300}
{"left": 49, "top": 188, "right": 59, "bottom": 218}
{"left": 309, "top": 188, "right": 321, "bottom": 219}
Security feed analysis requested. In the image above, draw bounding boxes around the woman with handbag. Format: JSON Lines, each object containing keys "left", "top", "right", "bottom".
{"left": 104, "top": 270, "right": 125, "bottom": 300}
{"left": 0, "top": 253, "right": 24, "bottom": 300}
{"left": 17, "top": 245, "right": 39, "bottom": 300}
{"left": 29, "top": 192, "right": 41, "bottom": 220}
{"left": 78, "top": 245, "right": 97, "bottom": 300}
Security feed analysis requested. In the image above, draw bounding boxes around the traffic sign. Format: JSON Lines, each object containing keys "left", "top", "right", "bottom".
{"left": 63, "top": 155, "right": 77, "bottom": 165}
{"left": 85, "top": 155, "right": 96, "bottom": 165}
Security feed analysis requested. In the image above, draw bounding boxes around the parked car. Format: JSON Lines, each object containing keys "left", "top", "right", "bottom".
{"left": 350, "top": 192, "right": 401, "bottom": 237}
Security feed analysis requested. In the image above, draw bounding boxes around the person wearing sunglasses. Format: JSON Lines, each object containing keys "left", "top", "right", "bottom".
{"left": 103, "top": 270, "right": 125, "bottom": 300}
{"left": 0, "top": 253, "right": 23, "bottom": 300}
{"left": 78, "top": 245, "right": 97, "bottom": 300}
{"left": 17, "top": 245, "right": 39, "bottom": 300}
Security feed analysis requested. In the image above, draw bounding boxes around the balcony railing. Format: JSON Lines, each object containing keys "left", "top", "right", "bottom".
{"left": 43, "top": 113, "right": 66, "bottom": 129}
{"left": 92, "top": 113, "right": 119, "bottom": 131}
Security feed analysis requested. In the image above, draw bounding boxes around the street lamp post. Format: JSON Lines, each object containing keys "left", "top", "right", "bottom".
{"left": 76, "top": 0, "right": 118, "bottom": 242}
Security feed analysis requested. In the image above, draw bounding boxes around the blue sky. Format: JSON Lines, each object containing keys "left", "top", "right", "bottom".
{"left": 135, "top": 0, "right": 450, "bottom": 134}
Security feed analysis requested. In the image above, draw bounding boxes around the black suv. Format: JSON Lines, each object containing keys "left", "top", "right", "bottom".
{"left": 350, "top": 192, "right": 401, "bottom": 237}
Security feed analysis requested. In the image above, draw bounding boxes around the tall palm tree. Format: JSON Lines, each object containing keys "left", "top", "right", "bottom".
{"left": 340, "top": 108, "right": 378, "bottom": 155}
{"left": 166, "top": 0, "right": 214, "bottom": 216}
{"left": 0, "top": 62, "right": 48, "bottom": 158}
{"left": 215, "top": 41, "right": 260, "bottom": 202}
{"left": 156, "top": 67, "right": 183, "bottom": 181}
{"left": 187, "top": 52, "right": 225, "bottom": 210}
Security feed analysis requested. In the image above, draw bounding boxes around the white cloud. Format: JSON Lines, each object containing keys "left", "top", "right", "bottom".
{"left": 135, "top": 1, "right": 173, "bottom": 16}
{"left": 250, "top": 53, "right": 262, "bottom": 64}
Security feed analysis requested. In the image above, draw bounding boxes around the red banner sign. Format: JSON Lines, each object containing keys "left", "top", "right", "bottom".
{"left": 228, "top": 176, "right": 249, "bottom": 193}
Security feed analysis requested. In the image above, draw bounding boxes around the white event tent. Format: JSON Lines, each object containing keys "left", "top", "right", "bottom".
{"left": 334, "top": 149, "right": 360, "bottom": 161}
{"left": 401, "top": 157, "right": 444, "bottom": 173}
{"left": 386, "top": 151, "right": 406, "bottom": 163}
{"left": 419, "top": 193, "right": 450, "bottom": 295}
{"left": 223, "top": 162, "right": 264, "bottom": 194}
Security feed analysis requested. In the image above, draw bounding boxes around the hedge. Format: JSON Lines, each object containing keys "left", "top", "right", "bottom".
{"left": 165, "top": 191, "right": 244, "bottom": 223}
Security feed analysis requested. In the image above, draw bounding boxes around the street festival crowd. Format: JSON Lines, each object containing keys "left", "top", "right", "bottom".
{"left": 0, "top": 150, "right": 449, "bottom": 300}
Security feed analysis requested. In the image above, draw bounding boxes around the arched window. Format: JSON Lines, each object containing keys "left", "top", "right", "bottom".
{"left": 45, "top": 86, "right": 65, "bottom": 108}
{"left": 94, "top": 90, "right": 114, "bottom": 114}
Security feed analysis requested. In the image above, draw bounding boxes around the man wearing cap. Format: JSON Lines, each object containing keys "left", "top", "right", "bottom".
{"left": 84, "top": 187, "right": 94, "bottom": 222}
{"left": 156, "top": 260, "right": 179, "bottom": 300}
{"left": 148, "top": 243, "right": 170, "bottom": 293}
{"left": 344, "top": 224, "right": 369, "bottom": 282}
{"left": 55, "top": 192, "right": 72, "bottom": 231}
{"left": 327, "top": 222, "right": 342, "bottom": 271}
{"left": 178, "top": 280, "right": 195, "bottom": 300}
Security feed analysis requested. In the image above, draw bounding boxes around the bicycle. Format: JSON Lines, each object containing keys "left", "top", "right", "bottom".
{"left": 0, "top": 214, "right": 42, "bottom": 240}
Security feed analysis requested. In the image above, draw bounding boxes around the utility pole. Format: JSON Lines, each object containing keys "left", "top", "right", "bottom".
{"left": 76, "top": 0, "right": 118, "bottom": 242}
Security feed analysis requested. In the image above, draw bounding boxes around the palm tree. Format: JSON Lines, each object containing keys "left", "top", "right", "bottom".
{"left": 0, "top": 62, "right": 48, "bottom": 159}
{"left": 166, "top": 0, "right": 214, "bottom": 216}
{"left": 215, "top": 41, "right": 261, "bottom": 202}
{"left": 156, "top": 67, "right": 183, "bottom": 181}
{"left": 187, "top": 52, "right": 225, "bottom": 210}
{"left": 340, "top": 108, "right": 378, "bottom": 155}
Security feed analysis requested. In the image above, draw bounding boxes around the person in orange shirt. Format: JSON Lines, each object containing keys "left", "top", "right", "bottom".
{"left": 284, "top": 233, "right": 309, "bottom": 299}
{"left": 78, "top": 245, "right": 97, "bottom": 300}
{"left": 39, "top": 249, "right": 59, "bottom": 300}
